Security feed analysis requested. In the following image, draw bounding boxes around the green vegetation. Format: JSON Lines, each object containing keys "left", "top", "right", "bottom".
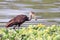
{"left": 0, "top": 24, "right": 60, "bottom": 40}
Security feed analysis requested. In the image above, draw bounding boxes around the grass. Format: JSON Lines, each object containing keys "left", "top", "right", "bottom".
{"left": 0, "top": 24, "right": 60, "bottom": 40}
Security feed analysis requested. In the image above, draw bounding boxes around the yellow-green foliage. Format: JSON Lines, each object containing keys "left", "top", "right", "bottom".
{"left": 0, "top": 24, "right": 60, "bottom": 40}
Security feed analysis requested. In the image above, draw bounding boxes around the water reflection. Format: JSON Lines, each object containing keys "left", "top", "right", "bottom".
{"left": 5, "top": 0, "right": 16, "bottom": 1}
{"left": 53, "top": 2, "right": 60, "bottom": 4}
{"left": 0, "top": 9, "right": 29, "bottom": 15}
{"left": 14, "top": 3, "right": 33, "bottom": 7}
{"left": 47, "top": 8, "right": 60, "bottom": 12}
{"left": 32, "top": 0, "right": 42, "bottom": 2}
{"left": 0, "top": 0, "right": 60, "bottom": 25}
{"left": 0, "top": 2, "right": 8, "bottom": 4}
{"left": 38, "top": 4, "right": 55, "bottom": 6}
{"left": 0, "top": 19, "right": 60, "bottom": 27}
{"left": 0, "top": 8, "right": 60, "bottom": 15}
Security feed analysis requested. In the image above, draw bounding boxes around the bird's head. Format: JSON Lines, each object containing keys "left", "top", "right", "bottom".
{"left": 29, "top": 11, "right": 37, "bottom": 21}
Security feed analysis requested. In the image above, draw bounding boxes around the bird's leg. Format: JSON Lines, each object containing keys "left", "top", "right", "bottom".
{"left": 18, "top": 24, "right": 20, "bottom": 30}
{"left": 13, "top": 25, "right": 17, "bottom": 29}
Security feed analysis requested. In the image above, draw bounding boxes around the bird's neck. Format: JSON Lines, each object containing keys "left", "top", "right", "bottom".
{"left": 29, "top": 15, "right": 32, "bottom": 20}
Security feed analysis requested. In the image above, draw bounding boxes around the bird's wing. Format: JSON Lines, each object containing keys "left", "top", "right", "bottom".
{"left": 6, "top": 20, "right": 14, "bottom": 28}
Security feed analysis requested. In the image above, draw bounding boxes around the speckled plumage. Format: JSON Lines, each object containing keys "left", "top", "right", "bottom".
{"left": 6, "top": 15, "right": 29, "bottom": 28}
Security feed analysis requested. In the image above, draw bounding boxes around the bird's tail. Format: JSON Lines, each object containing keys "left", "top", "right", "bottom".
{"left": 6, "top": 21, "right": 14, "bottom": 28}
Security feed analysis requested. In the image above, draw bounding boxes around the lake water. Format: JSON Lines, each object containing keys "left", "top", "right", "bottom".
{"left": 0, "top": 0, "right": 60, "bottom": 27}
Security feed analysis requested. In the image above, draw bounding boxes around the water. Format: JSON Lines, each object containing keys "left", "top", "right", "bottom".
{"left": 0, "top": 19, "right": 60, "bottom": 27}
{"left": 0, "top": 0, "right": 60, "bottom": 27}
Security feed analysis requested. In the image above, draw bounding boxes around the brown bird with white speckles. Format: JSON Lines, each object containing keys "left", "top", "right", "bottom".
{"left": 6, "top": 11, "right": 36, "bottom": 29}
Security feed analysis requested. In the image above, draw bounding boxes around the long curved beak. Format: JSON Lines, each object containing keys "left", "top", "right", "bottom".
{"left": 32, "top": 14, "right": 37, "bottom": 21}
{"left": 34, "top": 16, "right": 37, "bottom": 21}
{"left": 29, "top": 11, "right": 37, "bottom": 21}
